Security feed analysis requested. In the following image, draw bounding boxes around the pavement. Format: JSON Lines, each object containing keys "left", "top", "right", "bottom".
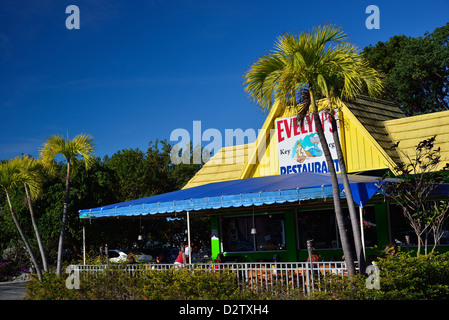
{"left": 0, "top": 281, "right": 28, "bottom": 300}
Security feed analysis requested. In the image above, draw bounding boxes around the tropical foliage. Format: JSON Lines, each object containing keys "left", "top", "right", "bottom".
{"left": 363, "top": 22, "right": 449, "bottom": 116}
{"left": 310, "top": 251, "right": 449, "bottom": 300}
{"left": 0, "top": 158, "right": 43, "bottom": 280}
{"left": 243, "top": 25, "right": 383, "bottom": 275}
{"left": 0, "top": 138, "right": 202, "bottom": 278}
{"left": 40, "top": 133, "right": 95, "bottom": 275}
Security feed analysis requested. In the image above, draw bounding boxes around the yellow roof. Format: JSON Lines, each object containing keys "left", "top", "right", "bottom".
{"left": 339, "top": 95, "right": 405, "bottom": 172}
{"left": 385, "top": 110, "right": 449, "bottom": 172}
{"left": 182, "top": 143, "right": 254, "bottom": 189}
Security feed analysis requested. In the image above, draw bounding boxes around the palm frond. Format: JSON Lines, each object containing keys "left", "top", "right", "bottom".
{"left": 39, "top": 133, "right": 95, "bottom": 173}
{"left": 9, "top": 156, "right": 43, "bottom": 200}
{"left": 71, "top": 133, "right": 95, "bottom": 170}
{"left": 243, "top": 52, "right": 286, "bottom": 112}
{"left": 0, "top": 158, "right": 42, "bottom": 200}
{"left": 243, "top": 24, "right": 383, "bottom": 116}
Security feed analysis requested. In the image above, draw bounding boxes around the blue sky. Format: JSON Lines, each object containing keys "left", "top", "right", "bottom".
{"left": 1, "top": 0, "right": 448, "bottom": 161}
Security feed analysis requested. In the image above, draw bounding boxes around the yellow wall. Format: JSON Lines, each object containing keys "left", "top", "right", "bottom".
{"left": 340, "top": 110, "right": 388, "bottom": 172}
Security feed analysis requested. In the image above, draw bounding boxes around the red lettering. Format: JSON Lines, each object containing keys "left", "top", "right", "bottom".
{"left": 305, "top": 114, "right": 314, "bottom": 133}
{"left": 284, "top": 119, "right": 292, "bottom": 139}
{"left": 293, "top": 117, "right": 301, "bottom": 136}
{"left": 301, "top": 118, "right": 307, "bottom": 134}
{"left": 320, "top": 112, "right": 327, "bottom": 132}
{"left": 320, "top": 111, "right": 333, "bottom": 133}
{"left": 329, "top": 110, "right": 336, "bottom": 133}
{"left": 277, "top": 120, "right": 285, "bottom": 142}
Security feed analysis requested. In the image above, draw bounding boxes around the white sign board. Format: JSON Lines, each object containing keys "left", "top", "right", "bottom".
{"left": 276, "top": 110, "right": 340, "bottom": 175}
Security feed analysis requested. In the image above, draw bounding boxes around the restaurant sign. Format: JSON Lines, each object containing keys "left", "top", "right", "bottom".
{"left": 276, "top": 110, "right": 340, "bottom": 175}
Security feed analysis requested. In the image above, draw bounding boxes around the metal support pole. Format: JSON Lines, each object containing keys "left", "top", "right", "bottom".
{"left": 105, "top": 244, "right": 109, "bottom": 267}
{"left": 187, "top": 211, "right": 192, "bottom": 264}
{"left": 306, "top": 239, "right": 314, "bottom": 292}
{"left": 359, "top": 205, "right": 366, "bottom": 260}
{"left": 83, "top": 224, "right": 86, "bottom": 265}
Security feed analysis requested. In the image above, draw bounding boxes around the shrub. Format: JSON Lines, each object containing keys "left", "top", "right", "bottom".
{"left": 25, "top": 266, "right": 258, "bottom": 300}
{"left": 25, "top": 272, "right": 79, "bottom": 300}
{"left": 309, "top": 251, "right": 449, "bottom": 300}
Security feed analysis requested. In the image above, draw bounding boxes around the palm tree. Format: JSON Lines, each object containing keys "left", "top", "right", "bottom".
{"left": 0, "top": 160, "right": 43, "bottom": 280}
{"left": 11, "top": 156, "right": 49, "bottom": 272}
{"left": 40, "top": 133, "right": 95, "bottom": 275}
{"left": 317, "top": 61, "right": 383, "bottom": 274}
{"left": 243, "top": 25, "right": 383, "bottom": 276}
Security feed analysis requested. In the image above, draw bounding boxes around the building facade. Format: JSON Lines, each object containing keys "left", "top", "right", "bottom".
{"left": 181, "top": 96, "right": 449, "bottom": 262}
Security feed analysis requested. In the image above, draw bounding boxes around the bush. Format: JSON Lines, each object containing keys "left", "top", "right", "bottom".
{"left": 25, "top": 272, "right": 79, "bottom": 300}
{"left": 310, "top": 251, "right": 449, "bottom": 300}
{"left": 27, "top": 251, "right": 449, "bottom": 300}
{"left": 25, "top": 266, "right": 258, "bottom": 300}
{"left": 0, "top": 262, "right": 17, "bottom": 282}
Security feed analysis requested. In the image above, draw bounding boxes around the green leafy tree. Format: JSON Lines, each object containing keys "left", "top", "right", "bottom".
{"left": 106, "top": 148, "right": 148, "bottom": 201}
{"left": 243, "top": 25, "right": 383, "bottom": 275}
{"left": 106, "top": 140, "right": 201, "bottom": 201}
{"left": 363, "top": 22, "right": 449, "bottom": 116}
{"left": 147, "top": 140, "right": 201, "bottom": 194}
{"left": 40, "top": 133, "right": 95, "bottom": 275}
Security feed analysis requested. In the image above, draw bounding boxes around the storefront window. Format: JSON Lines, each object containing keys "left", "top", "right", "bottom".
{"left": 389, "top": 204, "right": 418, "bottom": 246}
{"left": 389, "top": 203, "right": 449, "bottom": 246}
{"left": 297, "top": 209, "right": 339, "bottom": 249}
{"left": 297, "top": 206, "right": 377, "bottom": 250}
{"left": 222, "top": 213, "right": 286, "bottom": 252}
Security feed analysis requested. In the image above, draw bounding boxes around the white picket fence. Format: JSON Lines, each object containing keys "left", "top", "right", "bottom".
{"left": 70, "top": 261, "right": 352, "bottom": 294}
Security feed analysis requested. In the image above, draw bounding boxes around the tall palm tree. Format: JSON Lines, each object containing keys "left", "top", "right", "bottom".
{"left": 40, "top": 133, "right": 95, "bottom": 275}
{"left": 317, "top": 62, "right": 383, "bottom": 274}
{"left": 243, "top": 25, "right": 383, "bottom": 276}
{"left": 11, "top": 156, "right": 49, "bottom": 272}
{"left": 0, "top": 160, "right": 43, "bottom": 280}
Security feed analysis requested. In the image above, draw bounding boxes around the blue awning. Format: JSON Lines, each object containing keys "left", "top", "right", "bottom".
{"left": 79, "top": 172, "right": 387, "bottom": 219}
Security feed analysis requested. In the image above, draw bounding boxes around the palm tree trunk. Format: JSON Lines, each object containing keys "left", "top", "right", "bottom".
{"left": 331, "top": 116, "right": 366, "bottom": 274}
{"left": 56, "top": 162, "right": 70, "bottom": 275}
{"left": 6, "top": 193, "right": 43, "bottom": 281}
{"left": 310, "top": 93, "right": 356, "bottom": 276}
{"left": 24, "top": 184, "right": 48, "bottom": 273}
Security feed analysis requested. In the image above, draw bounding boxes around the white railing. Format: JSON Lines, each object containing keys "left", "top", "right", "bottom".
{"left": 70, "top": 261, "right": 352, "bottom": 294}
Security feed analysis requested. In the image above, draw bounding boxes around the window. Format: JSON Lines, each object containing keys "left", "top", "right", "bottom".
{"left": 389, "top": 203, "right": 449, "bottom": 246}
{"left": 360, "top": 206, "right": 378, "bottom": 248}
{"left": 297, "top": 206, "right": 377, "bottom": 250}
{"left": 222, "top": 213, "right": 286, "bottom": 252}
{"left": 297, "top": 209, "right": 339, "bottom": 249}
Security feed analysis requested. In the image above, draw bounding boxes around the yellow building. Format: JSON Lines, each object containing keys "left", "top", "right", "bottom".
{"left": 176, "top": 95, "right": 449, "bottom": 261}
{"left": 183, "top": 95, "right": 449, "bottom": 189}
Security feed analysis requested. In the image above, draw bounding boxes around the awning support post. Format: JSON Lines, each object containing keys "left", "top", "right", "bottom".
{"left": 82, "top": 223, "right": 86, "bottom": 265}
{"left": 187, "top": 211, "right": 192, "bottom": 264}
{"left": 359, "top": 204, "right": 366, "bottom": 260}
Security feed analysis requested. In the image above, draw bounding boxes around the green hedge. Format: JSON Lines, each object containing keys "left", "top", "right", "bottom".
{"left": 25, "top": 251, "right": 449, "bottom": 300}
{"left": 25, "top": 267, "right": 258, "bottom": 300}
{"left": 310, "top": 251, "right": 449, "bottom": 300}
